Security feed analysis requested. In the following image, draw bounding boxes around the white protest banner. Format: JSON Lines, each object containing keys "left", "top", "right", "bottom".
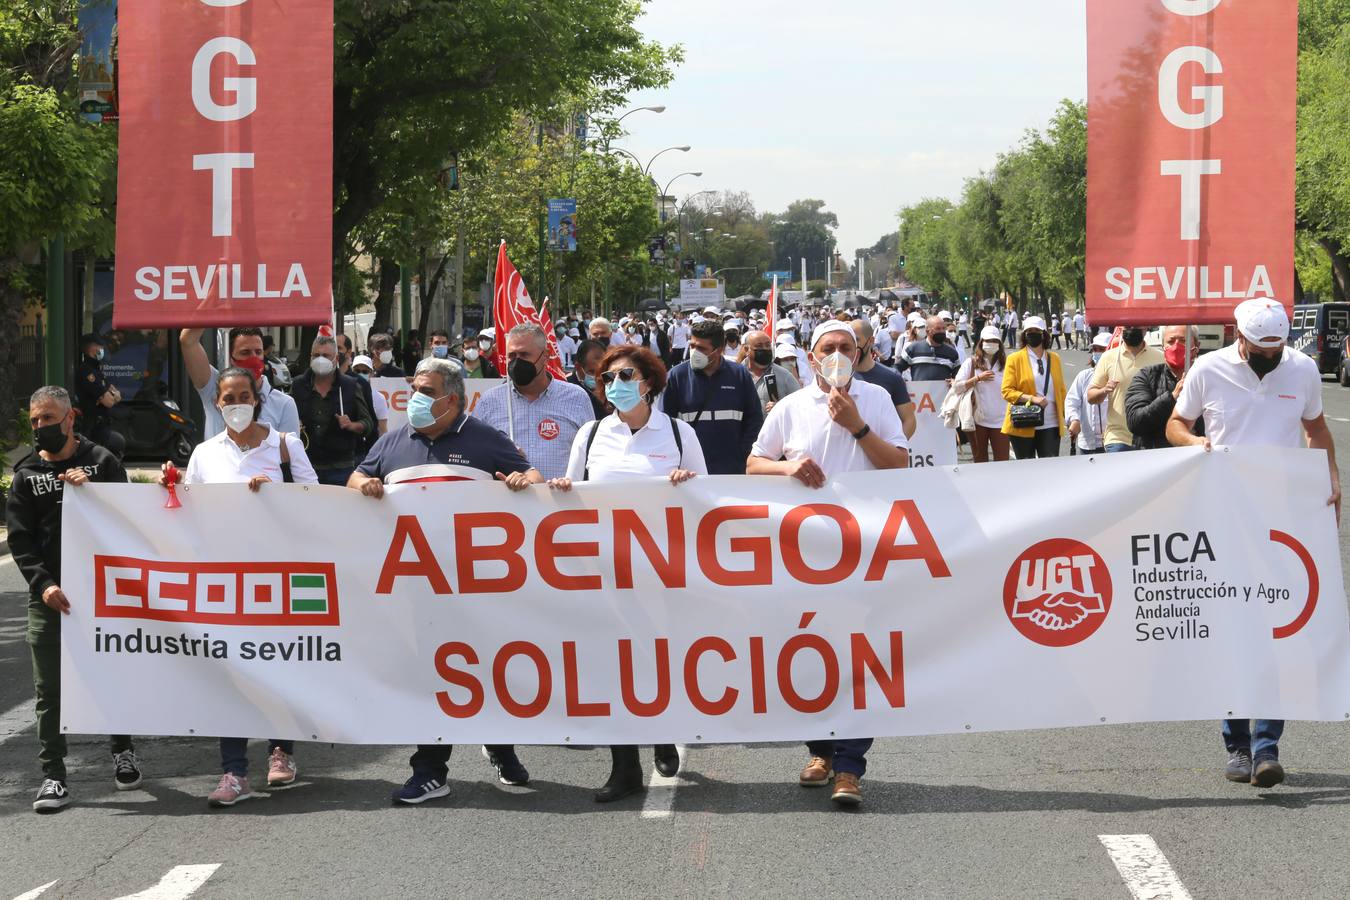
{"left": 908, "top": 381, "right": 958, "bottom": 468}
{"left": 373, "top": 377, "right": 504, "bottom": 430}
{"left": 61, "top": 448, "right": 1350, "bottom": 745}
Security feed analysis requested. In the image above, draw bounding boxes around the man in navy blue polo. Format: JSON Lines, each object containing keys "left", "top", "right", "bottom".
{"left": 662, "top": 319, "right": 764, "bottom": 475}
{"left": 349, "top": 357, "right": 542, "bottom": 804}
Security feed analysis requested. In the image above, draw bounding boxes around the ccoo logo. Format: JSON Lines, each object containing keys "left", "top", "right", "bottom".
{"left": 1003, "top": 539, "right": 1112, "bottom": 647}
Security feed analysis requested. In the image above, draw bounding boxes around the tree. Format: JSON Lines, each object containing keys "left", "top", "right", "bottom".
{"left": 1297, "top": 15, "right": 1350, "bottom": 299}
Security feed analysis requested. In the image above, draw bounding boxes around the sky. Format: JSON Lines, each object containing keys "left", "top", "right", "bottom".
{"left": 621, "top": 0, "right": 1088, "bottom": 258}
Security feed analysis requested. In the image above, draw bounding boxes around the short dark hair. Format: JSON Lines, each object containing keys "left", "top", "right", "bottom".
{"left": 690, "top": 320, "right": 726, "bottom": 349}
{"left": 574, "top": 339, "right": 605, "bottom": 367}
{"left": 228, "top": 327, "right": 264, "bottom": 355}
{"left": 79, "top": 333, "right": 103, "bottom": 350}
{"left": 430, "top": 329, "right": 450, "bottom": 341}
{"left": 596, "top": 346, "right": 668, "bottom": 404}
{"left": 368, "top": 332, "right": 393, "bottom": 350}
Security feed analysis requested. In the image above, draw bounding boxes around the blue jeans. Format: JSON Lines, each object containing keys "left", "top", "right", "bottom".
{"left": 1105, "top": 443, "right": 1133, "bottom": 453}
{"left": 806, "top": 738, "right": 873, "bottom": 778}
{"left": 1223, "top": 719, "right": 1284, "bottom": 761}
{"left": 316, "top": 466, "right": 355, "bottom": 487}
{"left": 221, "top": 738, "right": 295, "bottom": 776}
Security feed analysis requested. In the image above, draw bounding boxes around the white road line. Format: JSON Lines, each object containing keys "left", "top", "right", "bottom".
{"left": 11, "top": 881, "right": 58, "bottom": 900}
{"left": 1099, "top": 835, "right": 1194, "bottom": 900}
{"left": 0, "top": 700, "right": 34, "bottom": 747}
{"left": 640, "top": 745, "right": 689, "bottom": 820}
{"left": 113, "top": 865, "right": 221, "bottom": 900}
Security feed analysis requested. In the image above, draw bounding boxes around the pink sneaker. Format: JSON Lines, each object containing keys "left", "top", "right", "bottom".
{"left": 208, "top": 773, "right": 252, "bottom": 807}
{"left": 267, "top": 747, "right": 297, "bottom": 787}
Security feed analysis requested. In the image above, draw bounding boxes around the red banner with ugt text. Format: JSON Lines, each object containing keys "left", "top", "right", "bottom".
{"left": 113, "top": 0, "right": 333, "bottom": 328}
{"left": 1086, "top": 0, "right": 1296, "bottom": 326}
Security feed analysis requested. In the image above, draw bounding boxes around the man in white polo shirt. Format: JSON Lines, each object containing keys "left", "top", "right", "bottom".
{"left": 1167, "top": 297, "right": 1340, "bottom": 791}
{"left": 747, "top": 320, "right": 908, "bottom": 808}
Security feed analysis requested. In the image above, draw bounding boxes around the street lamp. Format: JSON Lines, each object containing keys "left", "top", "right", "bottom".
{"left": 663, "top": 171, "right": 702, "bottom": 198}
{"left": 642, "top": 145, "right": 691, "bottom": 175}
{"left": 604, "top": 106, "right": 666, "bottom": 151}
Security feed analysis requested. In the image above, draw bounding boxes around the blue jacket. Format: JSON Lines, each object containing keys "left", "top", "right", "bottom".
{"left": 662, "top": 359, "right": 764, "bottom": 475}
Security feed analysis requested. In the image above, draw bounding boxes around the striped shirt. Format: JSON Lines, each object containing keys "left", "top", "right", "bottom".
{"left": 472, "top": 377, "right": 595, "bottom": 480}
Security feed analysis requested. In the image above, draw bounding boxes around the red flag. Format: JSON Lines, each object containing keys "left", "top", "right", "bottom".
{"left": 492, "top": 241, "right": 541, "bottom": 374}
{"left": 767, "top": 275, "right": 778, "bottom": 334}
{"left": 1107, "top": 326, "right": 1124, "bottom": 350}
{"left": 538, "top": 299, "right": 568, "bottom": 380}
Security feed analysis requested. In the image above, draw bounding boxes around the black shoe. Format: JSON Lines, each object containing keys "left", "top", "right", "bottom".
{"left": 33, "top": 779, "right": 71, "bottom": 813}
{"left": 654, "top": 744, "right": 680, "bottom": 778}
{"left": 1251, "top": 757, "right": 1286, "bottom": 788}
{"left": 482, "top": 746, "right": 530, "bottom": 786}
{"left": 113, "top": 749, "right": 143, "bottom": 791}
{"left": 1224, "top": 748, "right": 1253, "bottom": 783}
{"left": 595, "top": 746, "right": 644, "bottom": 803}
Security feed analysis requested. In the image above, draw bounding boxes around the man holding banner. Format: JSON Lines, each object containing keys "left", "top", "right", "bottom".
{"left": 748, "top": 320, "right": 909, "bottom": 807}
{"left": 1168, "top": 298, "right": 1340, "bottom": 788}
{"left": 348, "top": 357, "right": 543, "bottom": 803}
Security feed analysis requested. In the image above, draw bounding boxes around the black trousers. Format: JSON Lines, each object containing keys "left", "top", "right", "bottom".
{"left": 410, "top": 744, "right": 516, "bottom": 779}
{"left": 1010, "top": 428, "right": 1061, "bottom": 460}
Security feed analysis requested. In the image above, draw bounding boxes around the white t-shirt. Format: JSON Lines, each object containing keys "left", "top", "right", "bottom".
{"left": 670, "top": 323, "right": 691, "bottom": 349}
{"left": 185, "top": 425, "right": 318, "bottom": 485}
{"left": 1024, "top": 348, "right": 1059, "bottom": 431}
{"left": 557, "top": 335, "right": 578, "bottom": 368}
{"left": 565, "top": 411, "right": 708, "bottom": 483}
{"left": 751, "top": 377, "right": 908, "bottom": 477}
{"left": 955, "top": 357, "right": 1007, "bottom": 430}
{"left": 367, "top": 381, "right": 389, "bottom": 422}
{"left": 1175, "top": 343, "right": 1322, "bottom": 447}
{"left": 874, "top": 327, "right": 894, "bottom": 360}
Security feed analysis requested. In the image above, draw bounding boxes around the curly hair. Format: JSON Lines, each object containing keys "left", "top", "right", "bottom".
{"left": 594, "top": 345, "right": 668, "bottom": 406}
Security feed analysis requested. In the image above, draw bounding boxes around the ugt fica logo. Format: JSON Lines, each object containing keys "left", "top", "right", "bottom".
{"left": 1003, "top": 539, "right": 1112, "bottom": 647}
{"left": 95, "top": 556, "right": 339, "bottom": 626}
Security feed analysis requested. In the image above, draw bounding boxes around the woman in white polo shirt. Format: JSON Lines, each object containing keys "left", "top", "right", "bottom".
{"left": 159, "top": 366, "right": 317, "bottom": 808}
{"left": 548, "top": 345, "right": 706, "bottom": 802}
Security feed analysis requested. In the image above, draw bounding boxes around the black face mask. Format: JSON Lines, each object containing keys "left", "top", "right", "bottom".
{"left": 34, "top": 421, "right": 67, "bottom": 454}
{"left": 1024, "top": 332, "right": 1045, "bottom": 349}
{"left": 1122, "top": 328, "right": 1146, "bottom": 348}
{"left": 508, "top": 357, "right": 540, "bottom": 387}
{"left": 752, "top": 348, "right": 774, "bottom": 367}
{"left": 930, "top": 331, "right": 946, "bottom": 345}
{"left": 1248, "top": 351, "right": 1281, "bottom": 378}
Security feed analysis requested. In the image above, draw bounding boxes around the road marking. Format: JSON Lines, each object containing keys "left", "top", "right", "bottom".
{"left": 640, "top": 745, "right": 688, "bottom": 820}
{"left": 0, "top": 553, "right": 14, "bottom": 569}
{"left": 113, "top": 865, "right": 221, "bottom": 900}
{"left": 0, "top": 700, "right": 34, "bottom": 747}
{"left": 1099, "top": 834, "right": 1193, "bottom": 900}
{"left": 11, "top": 881, "right": 58, "bottom": 900}
{"left": 1329, "top": 417, "right": 1350, "bottom": 424}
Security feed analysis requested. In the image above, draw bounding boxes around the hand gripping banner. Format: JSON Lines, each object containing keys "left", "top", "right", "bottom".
{"left": 1086, "top": 0, "right": 1297, "bottom": 325}
{"left": 61, "top": 448, "right": 1350, "bottom": 744}
{"left": 113, "top": 0, "right": 333, "bottom": 327}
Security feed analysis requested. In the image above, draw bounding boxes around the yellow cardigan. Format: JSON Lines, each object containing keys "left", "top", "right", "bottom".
{"left": 1000, "top": 348, "right": 1067, "bottom": 438}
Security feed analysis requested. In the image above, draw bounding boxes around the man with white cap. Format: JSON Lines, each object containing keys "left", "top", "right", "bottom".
{"left": 1064, "top": 332, "right": 1113, "bottom": 455}
{"left": 667, "top": 311, "right": 691, "bottom": 367}
{"left": 774, "top": 318, "right": 812, "bottom": 383}
{"left": 747, "top": 319, "right": 909, "bottom": 808}
{"left": 1167, "top": 298, "right": 1340, "bottom": 790}
{"left": 896, "top": 314, "right": 961, "bottom": 383}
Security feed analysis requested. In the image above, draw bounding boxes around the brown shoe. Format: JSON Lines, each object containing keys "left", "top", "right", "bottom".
{"left": 799, "top": 756, "right": 833, "bottom": 786}
{"left": 831, "top": 772, "right": 862, "bottom": 806}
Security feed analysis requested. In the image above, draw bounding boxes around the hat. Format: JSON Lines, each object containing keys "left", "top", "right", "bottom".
{"left": 939, "top": 310, "right": 953, "bottom": 321}
{"left": 907, "top": 311, "right": 925, "bottom": 325}
{"left": 979, "top": 325, "right": 1002, "bottom": 341}
{"left": 724, "top": 322, "right": 741, "bottom": 333}
{"left": 1235, "top": 298, "right": 1289, "bottom": 347}
{"left": 775, "top": 319, "right": 795, "bottom": 331}
{"left": 704, "top": 306, "right": 721, "bottom": 315}
{"left": 691, "top": 314, "right": 705, "bottom": 324}
{"left": 351, "top": 354, "right": 374, "bottom": 370}
{"left": 810, "top": 319, "right": 856, "bottom": 350}
{"left": 1091, "top": 332, "right": 1113, "bottom": 350}
{"left": 1022, "top": 315, "right": 1047, "bottom": 332}
{"left": 774, "top": 343, "right": 799, "bottom": 361}
{"left": 479, "top": 327, "right": 496, "bottom": 339}
{"left": 568, "top": 328, "right": 580, "bottom": 338}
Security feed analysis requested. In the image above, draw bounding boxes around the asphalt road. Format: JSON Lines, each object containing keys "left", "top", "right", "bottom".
{"left": 4, "top": 353, "right": 1350, "bottom": 899}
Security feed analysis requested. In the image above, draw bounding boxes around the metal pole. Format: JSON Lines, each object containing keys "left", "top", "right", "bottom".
{"left": 44, "top": 233, "right": 66, "bottom": 386}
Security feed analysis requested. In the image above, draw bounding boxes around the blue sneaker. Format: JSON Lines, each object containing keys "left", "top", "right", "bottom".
{"left": 392, "top": 773, "right": 450, "bottom": 805}
{"left": 483, "top": 746, "right": 530, "bottom": 786}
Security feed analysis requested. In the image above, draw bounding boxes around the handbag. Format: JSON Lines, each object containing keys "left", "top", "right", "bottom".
{"left": 1008, "top": 353, "right": 1051, "bottom": 429}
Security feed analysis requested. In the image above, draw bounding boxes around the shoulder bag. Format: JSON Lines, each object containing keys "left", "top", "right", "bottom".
{"left": 1008, "top": 354, "right": 1051, "bottom": 429}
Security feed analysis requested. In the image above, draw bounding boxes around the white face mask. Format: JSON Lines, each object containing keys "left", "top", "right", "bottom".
{"left": 982, "top": 341, "right": 1001, "bottom": 355}
{"left": 464, "top": 347, "right": 480, "bottom": 362}
{"left": 221, "top": 403, "right": 254, "bottom": 433}
{"left": 378, "top": 350, "right": 394, "bottom": 366}
{"left": 914, "top": 325, "right": 928, "bottom": 338}
{"left": 479, "top": 340, "right": 493, "bottom": 352}
{"left": 689, "top": 349, "right": 710, "bottom": 371}
{"left": 817, "top": 350, "right": 853, "bottom": 389}
{"left": 310, "top": 356, "right": 336, "bottom": 377}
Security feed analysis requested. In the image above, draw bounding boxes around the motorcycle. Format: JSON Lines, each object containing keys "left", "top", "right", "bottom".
{"left": 107, "top": 381, "right": 197, "bottom": 467}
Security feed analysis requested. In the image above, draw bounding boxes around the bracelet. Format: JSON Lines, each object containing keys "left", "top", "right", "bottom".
{"left": 851, "top": 424, "right": 871, "bottom": 441}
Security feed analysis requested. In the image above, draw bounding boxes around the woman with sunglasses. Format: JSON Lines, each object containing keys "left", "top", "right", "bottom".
{"left": 548, "top": 345, "right": 707, "bottom": 802}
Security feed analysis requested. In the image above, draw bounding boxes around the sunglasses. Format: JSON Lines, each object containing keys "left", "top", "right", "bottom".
{"left": 600, "top": 367, "right": 639, "bottom": 385}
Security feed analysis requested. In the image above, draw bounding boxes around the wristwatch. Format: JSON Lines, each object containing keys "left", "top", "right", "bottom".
{"left": 851, "top": 424, "right": 871, "bottom": 441}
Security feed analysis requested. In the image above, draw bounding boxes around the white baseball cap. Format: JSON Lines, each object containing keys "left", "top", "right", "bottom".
{"left": 939, "top": 310, "right": 953, "bottom": 321}
{"left": 979, "top": 325, "right": 1001, "bottom": 341}
{"left": 774, "top": 343, "right": 798, "bottom": 361}
{"left": 907, "top": 311, "right": 925, "bottom": 325}
{"left": 1022, "top": 316, "right": 1047, "bottom": 332}
{"left": 704, "top": 306, "right": 721, "bottom": 315}
{"left": 351, "top": 354, "right": 374, "bottom": 370}
{"left": 479, "top": 328, "right": 495, "bottom": 338}
{"left": 1235, "top": 298, "right": 1289, "bottom": 347}
{"left": 1091, "top": 332, "right": 1114, "bottom": 350}
{"left": 810, "top": 320, "right": 856, "bottom": 350}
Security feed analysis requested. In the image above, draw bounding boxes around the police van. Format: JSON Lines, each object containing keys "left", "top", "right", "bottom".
{"left": 1289, "top": 302, "right": 1350, "bottom": 376}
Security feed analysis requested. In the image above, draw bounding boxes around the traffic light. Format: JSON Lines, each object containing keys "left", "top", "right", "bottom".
{"left": 898, "top": 255, "right": 906, "bottom": 269}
